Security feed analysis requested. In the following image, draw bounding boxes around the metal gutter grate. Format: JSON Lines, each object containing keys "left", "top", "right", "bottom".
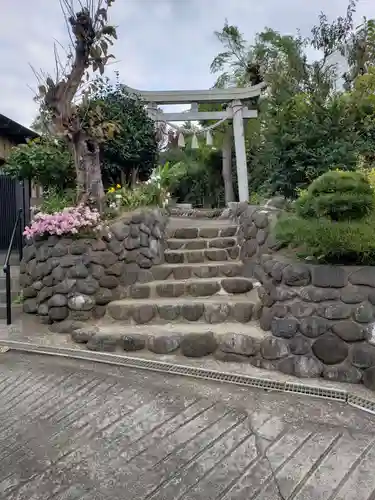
{"left": 0, "top": 339, "right": 373, "bottom": 414}
{"left": 347, "top": 393, "right": 375, "bottom": 415}
{"left": 283, "top": 382, "right": 347, "bottom": 402}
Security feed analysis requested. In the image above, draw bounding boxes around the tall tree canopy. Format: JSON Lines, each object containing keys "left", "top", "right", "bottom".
{"left": 23, "top": 74, "right": 158, "bottom": 191}
{"left": 90, "top": 76, "right": 158, "bottom": 186}
{"left": 209, "top": 0, "right": 375, "bottom": 198}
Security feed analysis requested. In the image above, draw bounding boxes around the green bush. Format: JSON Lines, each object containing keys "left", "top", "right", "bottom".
{"left": 121, "top": 184, "right": 167, "bottom": 209}
{"left": 4, "top": 137, "right": 74, "bottom": 191}
{"left": 39, "top": 188, "right": 75, "bottom": 214}
{"left": 295, "top": 170, "right": 374, "bottom": 221}
{"left": 105, "top": 181, "right": 170, "bottom": 213}
{"left": 275, "top": 212, "right": 375, "bottom": 264}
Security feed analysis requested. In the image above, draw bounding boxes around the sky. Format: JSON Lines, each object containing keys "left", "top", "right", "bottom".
{"left": 1, "top": 0, "right": 375, "bottom": 128}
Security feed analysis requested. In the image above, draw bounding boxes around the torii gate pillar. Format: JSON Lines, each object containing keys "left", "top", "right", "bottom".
{"left": 232, "top": 100, "right": 249, "bottom": 203}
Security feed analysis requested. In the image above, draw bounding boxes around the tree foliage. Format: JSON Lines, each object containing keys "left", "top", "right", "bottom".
{"left": 209, "top": 1, "right": 375, "bottom": 199}
{"left": 27, "top": 73, "right": 158, "bottom": 191}
{"left": 3, "top": 137, "right": 74, "bottom": 191}
{"left": 295, "top": 170, "right": 374, "bottom": 221}
{"left": 258, "top": 93, "right": 364, "bottom": 197}
{"left": 89, "top": 76, "right": 158, "bottom": 185}
{"left": 160, "top": 134, "right": 226, "bottom": 207}
{"left": 210, "top": 20, "right": 262, "bottom": 88}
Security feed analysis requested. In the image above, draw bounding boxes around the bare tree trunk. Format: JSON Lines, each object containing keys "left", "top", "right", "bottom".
{"left": 72, "top": 136, "right": 105, "bottom": 211}
{"left": 222, "top": 126, "right": 235, "bottom": 204}
{"left": 120, "top": 170, "right": 126, "bottom": 187}
{"left": 71, "top": 137, "right": 86, "bottom": 202}
{"left": 88, "top": 142, "right": 105, "bottom": 212}
{"left": 131, "top": 167, "right": 139, "bottom": 188}
{"left": 39, "top": 2, "right": 118, "bottom": 215}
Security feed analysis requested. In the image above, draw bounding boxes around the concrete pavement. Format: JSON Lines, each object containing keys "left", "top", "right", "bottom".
{"left": 0, "top": 352, "right": 374, "bottom": 499}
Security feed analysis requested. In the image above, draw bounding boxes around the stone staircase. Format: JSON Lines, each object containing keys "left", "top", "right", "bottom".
{"left": 106, "top": 218, "right": 260, "bottom": 331}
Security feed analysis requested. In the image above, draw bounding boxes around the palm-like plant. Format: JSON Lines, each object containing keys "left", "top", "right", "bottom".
{"left": 210, "top": 21, "right": 262, "bottom": 88}
{"left": 208, "top": 22, "right": 265, "bottom": 204}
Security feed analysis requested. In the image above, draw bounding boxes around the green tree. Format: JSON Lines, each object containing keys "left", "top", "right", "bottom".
{"left": 209, "top": 21, "right": 264, "bottom": 203}
{"left": 260, "top": 92, "right": 366, "bottom": 197}
{"left": 29, "top": 74, "right": 159, "bottom": 191}
{"left": 209, "top": 23, "right": 315, "bottom": 199}
{"left": 210, "top": 21, "right": 262, "bottom": 88}
{"left": 89, "top": 76, "right": 158, "bottom": 187}
{"left": 347, "top": 66, "right": 375, "bottom": 167}
{"left": 209, "top": 1, "right": 369, "bottom": 198}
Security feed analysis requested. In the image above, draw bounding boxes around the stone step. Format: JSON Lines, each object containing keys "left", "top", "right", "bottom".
{"left": 127, "top": 277, "right": 255, "bottom": 299}
{"left": 107, "top": 296, "right": 257, "bottom": 325}
{"left": 166, "top": 237, "right": 237, "bottom": 251}
{"left": 164, "top": 247, "right": 240, "bottom": 264}
{"left": 69, "top": 321, "right": 267, "bottom": 355}
{"left": 96, "top": 322, "right": 266, "bottom": 339}
{"left": 166, "top": 226, "right": 238, "bottom": 239}
{"left": 151, "top": 262, "right": 244, "bottom": 281}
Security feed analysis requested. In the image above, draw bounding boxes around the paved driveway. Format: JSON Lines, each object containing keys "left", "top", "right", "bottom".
{"left": 0, "top": 352, "right": 374, "bottom": 500}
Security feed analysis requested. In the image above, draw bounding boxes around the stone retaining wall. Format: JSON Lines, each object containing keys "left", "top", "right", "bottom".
{"left": 20, "top": 209, "right": 167, "bottom": 323}
{"left": 253, "top": 254, "right": 375, "bottom": 390}
{"left": 234, "top": 203, "right": 281, "bottom": 277}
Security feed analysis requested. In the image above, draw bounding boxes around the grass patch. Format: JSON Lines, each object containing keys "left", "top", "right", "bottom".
{"left": 275, "top": 212, "right": 375, "bottom": 265}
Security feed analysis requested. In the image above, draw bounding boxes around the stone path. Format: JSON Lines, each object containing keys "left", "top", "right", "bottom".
{"left": 0, "top": 352, "right": 375, "bottom": 499}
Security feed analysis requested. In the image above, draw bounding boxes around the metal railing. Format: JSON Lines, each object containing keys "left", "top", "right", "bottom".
{"left": 3, "top": 208, "right": 23, "bottom": 325}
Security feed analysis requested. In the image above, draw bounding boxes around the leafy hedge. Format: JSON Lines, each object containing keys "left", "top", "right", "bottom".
{"left": 4, "top": 137, "right": 74, "bottom": 191}
{"left": 295, "top": 170, "right": 374, "bottom": 221}
{"left": 275, "top": 170, "right": 375, "bottom": 264}
{"left": 275, "top": 212, "right": 375, "bottom": 264}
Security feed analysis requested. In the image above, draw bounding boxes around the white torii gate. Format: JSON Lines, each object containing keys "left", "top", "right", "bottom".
{"left": 124, "top": 83, "right": 265, "bottom": 203}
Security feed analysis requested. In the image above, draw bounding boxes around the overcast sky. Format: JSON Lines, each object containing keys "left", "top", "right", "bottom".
{"left": 1, "top": 0, "right": 375, "bottom": 128}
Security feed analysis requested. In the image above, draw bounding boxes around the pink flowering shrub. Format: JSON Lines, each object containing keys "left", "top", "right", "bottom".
{"left": 23, "top": 204, "right": 102, "bottom": 240}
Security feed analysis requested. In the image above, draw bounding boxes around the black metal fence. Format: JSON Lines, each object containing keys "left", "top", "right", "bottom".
{"left": 0, "top": 175, "right": 30, "bottom": 251}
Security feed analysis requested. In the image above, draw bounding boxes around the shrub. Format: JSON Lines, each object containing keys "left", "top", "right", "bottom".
{"left": 295, "top": 170, "right": 374, "bottom": 221}
{"left": 357, "top": 166, "right": 375, "bottom": 191}
{"left": 23, "top": 204, "right": 102, "bottom": 240}
{"left": 275, "top": 212, "right": 375, "bottom": 264}
{"left": 38, "top": 187, "right": 75, "bottom": 214}
{"left": 105, "top": 177, "right": 171, "bottom": 212}
{"left": 4, "top": 137, "right": 74, "bottom": 191}
{"left": 249, "top": 192, "right": 264, "bottom": 205}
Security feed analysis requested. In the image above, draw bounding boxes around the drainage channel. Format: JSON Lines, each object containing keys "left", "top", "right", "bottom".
{"left": 1, "top": 339, "right": 375, "bottom": 415}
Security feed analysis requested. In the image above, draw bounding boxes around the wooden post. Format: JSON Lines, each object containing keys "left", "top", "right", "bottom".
{"left": 232, "top": 100, "right": 249, "bottom": 202}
